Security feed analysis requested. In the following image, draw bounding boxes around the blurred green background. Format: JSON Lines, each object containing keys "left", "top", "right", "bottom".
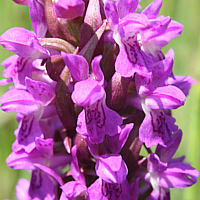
{"left": 0, "top": 0, "right": 200, "bottom": 199}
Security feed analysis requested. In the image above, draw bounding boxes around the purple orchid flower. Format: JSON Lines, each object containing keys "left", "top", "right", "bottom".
{"left": 75, "top": 97, "right": 122, "bottom": 144}
{"left": 0, "top": 55, "right": 32, "bottom": 89}
{"left": 87, "top": 156, "right": 139, "bottom": 200}
{"left": 60, "top": 145, "right": 88, "bottom": 200}
{"left": 16, "top": 169, "right": 61, "bottom": 200}
{"left": 65, "top": 123, "right": 133, "bottom": 199}
{"left": 0, "top": 0, "right": 198, "bottom": 199}
{"left": 6, "top": 137, "right": 70, "bottom": 171}
{"left": 0, "top": 55, "right": 51, "bottom": 89}
{"left": 104, "top": 0, "right": 183, "bottom": 77}
{"left": 87, "top": 146, "right": 131, "bottom": 199}
{"left": 0, "top": 27, "right": 49, "bottom": 88}
{"left": 87, "top": 175, "right": 139, "bottom": 200}
{"left": 88, "top": 178, "right": 131, "bottom": 200}
{"left": 54, "top": 0, "right": 85, "bottom": 20}
{"left": 29, "top": 168, "right": 59, "bottom": 200}
{"left": 0, "top": 27, "right": 49, "bottom": 59}
{"left": 86, "top": 124, "right": 134, "bottom": 200}
{"left": 127, "top": 56, "right": 186, "bottom": 147}
{"left": 0, "top": 77, "right": 55, "bottom": 152}
{"left": 61, "top": 53, "right": 122, "bottom": 144}
{"left": 0, "top": 55, "right": 55, "bottom": 90}
{"left": 60, "top": 181, "right": 88, "bottom": 200}
{"left": 104, "top": 0, "right": 152, "bottom": 77}
{"left": 137, "top": 130, "right": 199, "bottom": 199}
{"left": 7, "top": 137, "right": 70, "bottom": 200}
{"left": 140, "top": 0, "right": 184, "bottom": 61}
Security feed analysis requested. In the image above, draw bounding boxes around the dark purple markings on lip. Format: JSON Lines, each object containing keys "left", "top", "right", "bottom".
{"left": 33, "top": 82, "right": 53, "bottom": 101}
{"left": 30, "top": 169, "right": 42, "bottom": 190}
{"left": 18, "top": 115, "right": 34, "bottom": 144}
{"left": 122, "top": 34, "right": 142, "bottom": 65}
{"left": 102, "top": 180, "right": 122, "bottom": 199}
{"left": 29, "top": 83, "right": 47, "bottom": 96}
{"left": 38, "top": 84, "right": 47, "bottom": 97}
{"left": 14, "top": 57, "right": 29, "bottom": 72}
{"left": 85, "top": 107, "right": 92, "bottom": 124}
{"left": 122, "top": 34, "right": 151, "bottom": 71}
{"left": 150, "top": 110, "right": 171, "bottom": 140}
{"left": 85, "top": 100, "right": 106, "bottom": 128}
{"left": 156, "top": 50, "right": 165, "bottom": 61}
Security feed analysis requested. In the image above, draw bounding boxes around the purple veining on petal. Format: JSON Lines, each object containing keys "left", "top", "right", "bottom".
{"left": 85, "top": 100, "right": 106, "bottom": 128}
{"left": 135, "top": 72, "right": 154, "bottom": 97}
{"left": 139, "top": 108, "right": 176, "bottom": 148}
{"left": 18, "top": 115, "right": 34, "bottom": 144}
{"left": 30, "top": 169, "right": 42, "bottom": 190}
{"left": 150, "top": 110, "right": 173, "bottom": 146}
{"left": 1, "top": 55, "right": 33, "bottom": 88}
{"left": 141, "top": 16, "right": 171, "bottom": 43}
{"left": 86, "top": 100, "right": 105, "bottom": 128}
{"left": 122, "top": 35, "right": 141, "bottom": 65}
{"left": 78, "top": 97, "right": 122, "bottom": 144}
{"left": 151, "top": 110, "right": 168, "bottom": 135}
{"left": 88, "top": 178, "right": 131, "bottom": 200}
{"left": 102, "top": 180, "right": 122, "bottom": 199}
{"left": 102, "top": 180, "right": 112, "bottom": 199}
{"left": 25, "top": 77, "right": 55, "bottom": 106}
{"left": 14, "top": 57, "right": 29, "bottom": 72}
{"left": 117, "top": 33, "right": 152, "bottom": 78}
{"left": 85, "top": 107, "right": 92, "bottom": 125}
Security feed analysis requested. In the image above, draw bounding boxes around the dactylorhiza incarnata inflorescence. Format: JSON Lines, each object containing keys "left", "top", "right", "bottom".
{"left": 0, "top": 0, "right": 199, "bottom": 199}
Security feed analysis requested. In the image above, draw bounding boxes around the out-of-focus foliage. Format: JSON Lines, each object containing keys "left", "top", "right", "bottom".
{"left": 0, "top": 0, "right": 200, "bottom": 199}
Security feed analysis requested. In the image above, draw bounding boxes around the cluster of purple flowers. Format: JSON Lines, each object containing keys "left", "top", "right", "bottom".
{"left": 0, "top": 0, "right": 199, "bottom": 199}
